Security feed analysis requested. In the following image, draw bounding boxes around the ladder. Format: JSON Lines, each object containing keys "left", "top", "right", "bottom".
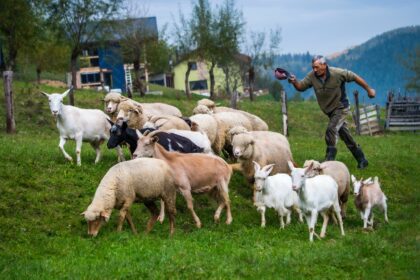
{"left": 124, "top": 65, "right": 133, "bottom": 93}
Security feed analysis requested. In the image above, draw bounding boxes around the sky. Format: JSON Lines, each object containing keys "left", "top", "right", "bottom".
{"left": 129, "top": 0, "right": 420, "bottom": 56}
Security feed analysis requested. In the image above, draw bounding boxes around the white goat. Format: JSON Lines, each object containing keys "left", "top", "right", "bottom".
{"left": 42, "top": 88, "right": 124, "bottom": 165}
{"left": 253, "top": 162, "right": 303, "bottom": 228}
{"left": 351, "top": 175, "right": 388, "bottom": 229}
{"left": 288, "top": 161, "right": 345, "bottom": 242}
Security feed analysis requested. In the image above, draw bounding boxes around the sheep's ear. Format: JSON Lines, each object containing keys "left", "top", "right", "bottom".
{"left": 40, "top": 91, "right": 50, "bottom": 98}
{"left": 120, "top": 96, "right": 129, "bottom": 101}
{"left": 100, "top": 211, "right": 111, "bottom": 222}
{"left": 287, "top": 161, "right": 295, "bottom": 171}
{"left": 304, "top": 162, "right": 314, "bottom": 175}
{"left": 351, "top": 174, "right": 356, "bottom": 183}
{"left": 252, "top": 161, "right": 261, "bottom": 173}
{"left": 191, "top": 121, "right": 199, "bottom": 131}
{"left": 135, "top": 104, "right": 143, "bottom": 114}
{"left": 263, "top": 164, "right": 275, "bottom": 175}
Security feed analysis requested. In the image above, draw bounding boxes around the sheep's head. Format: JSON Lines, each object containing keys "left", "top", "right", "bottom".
{"left": 41, "top": 88, "right": 71, "bottom": 117}
{"left": 289, "top": 161, "right": 313, "bottom": 192}
{"left": 253, "top": 161, "right": 275, "bottom": 192}
{"left": 116, "top": 101, "right": 143, "bottom": 126}
{"left": 303, "top": 160, "right": 323, "bottom": 177}
{"left": 228, "top": 126, "right": 248, "bottom": 142}
{"left": 351, "top": 175, "right": 373, "bottom": 196}
{"left": 232, "top": 133, "right": 254, "bottom": 159}
{"left": 103, "top": 92, "right": 123, "bottom": 114}
{"left": 193, "top": 105, "right": 212, "bottom": 115}
{"left": 133, "top": 133, "right": 158, "bottom": 159}
{"left": 197, "top": 98, "right": 216, "bottom": 110}
{"left": 82, "top": 208, "right": 111, "bottom": 237}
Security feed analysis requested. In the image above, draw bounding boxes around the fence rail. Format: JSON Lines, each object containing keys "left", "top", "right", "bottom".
{"left": 385, "top": 92, "right": 420, "bottom": 131}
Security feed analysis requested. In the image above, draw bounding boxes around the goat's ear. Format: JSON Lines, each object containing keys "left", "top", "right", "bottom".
{"left": 351, "top": 174, "right": 356, "bottom": 183}
{"left": 80, "top": 211, "right": 86, "bottom": 216}
{"left": 374, "top": 176, "right": 379, "bottom": 184}
{"left": 252, "top": 161, "right": 261, "bottom": 173}
{"left": 363, "top": 177, "right": 372, "bottom": 185}
{"left": 304, "top": 162, "right": 314, "bottom": 175}
{"left": 106, "top": 118, "right": 114, "bottom": 126}
{"left": 263, "top": 164, "right": 275, "bottom": 175}
{"left": 121, "top": 121, "right": 127, "bottom": 129}
{"left": 40, "top": 91, "right": 50, "bottom": 98}
{"left": 100, "top": 211, "right": 111, "bottom": 222}
{"left": 151, "top": 136, "right": 159, "bottom": 143}
{"left": 287, "top": 161, "right": 295, "bottom": 171}
{"left": 61, "top": 87, "right": 72, "bottom": 98}
{"left": 136, "top": 130, "right": 143, "bottom": 139}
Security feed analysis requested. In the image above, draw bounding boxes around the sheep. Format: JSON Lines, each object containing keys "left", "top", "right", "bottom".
{"left": 189, "top": 113, "right": 219, "bottom": 153}
{"left": 133, "top": 134, "right": 232, "bottom": 228}
{"left": 143, "top": 115, "right": 191, "bottom": 131}
{"left": 82, "top": 158, "right": 177, "bottom": 237}
{"left": 116, "top": 100, "right": 148, "bottom": 129}
{"left": 104, "top": 91, "right": 182, "bottom": 120}
{"left": 41, "top": 88, "right": 124, "bottom": 165}
{"left": 231, "top": 130, "right": 293, "bottom": 184}
{"left": 253, "top": 162, "right": 303, "bottom": 228}
{"left": 351, "top": 175, "right": 389, "bottom": 229}
{"left": 288, "top": 161, "right": 345, "bottom": 242}
{"left": 303, "top": 160, "right": 350, "bottom": 218}
{"left": 228, "top": 126, "right": 291, "bottom": 149}
{"left": 195, "top": 99, "right": 269, "bottom": 131}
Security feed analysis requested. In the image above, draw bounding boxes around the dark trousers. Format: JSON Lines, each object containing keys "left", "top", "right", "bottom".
{"left": 325, "top": 107, "right": 358, "bottom": 150}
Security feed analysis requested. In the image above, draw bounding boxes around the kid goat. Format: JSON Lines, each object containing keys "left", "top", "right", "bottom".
{"left": 253, "top": 162, "right": 303, "bottom": 228}
{"left": 288, "top": 161, "right": 345, "bottom": 242}
{"left": 351, "top": 175, "right": 388, "bottom": 229}
{"left": 42, "top": 88, "right": 124, "bottom": 165}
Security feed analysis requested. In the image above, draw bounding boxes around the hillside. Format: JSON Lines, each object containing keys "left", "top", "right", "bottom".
{"left": 274, "top": 26, "right": 420, "bottom": 105}
{"left": 0, "top": 82, "right": 418, "bottom": 278}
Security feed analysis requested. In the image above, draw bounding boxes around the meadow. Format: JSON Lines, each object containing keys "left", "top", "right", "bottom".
{"left": 0, "top": 82, "right": 419, "bottom": 279}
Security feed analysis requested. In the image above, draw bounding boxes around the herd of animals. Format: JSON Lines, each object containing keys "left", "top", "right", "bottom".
{"left": 40, "top": 88, "right": 389, "bottom": 242}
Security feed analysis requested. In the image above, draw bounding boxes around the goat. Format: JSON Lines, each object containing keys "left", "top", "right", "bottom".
{"left": 351, "top": 175, "right": 388, "bottom": 229}
{"left": 41, "top": 88, "right": 124, "bottom": 165}
{"left": 253, "top": 162, "right": 303, "bottom": 228}
{"left": 288, "top": 161, "right": 345, "bottom": 242}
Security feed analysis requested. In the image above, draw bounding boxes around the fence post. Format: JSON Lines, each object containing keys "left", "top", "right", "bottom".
{"left": 281, "top": 90, "right": 288, "bottom": 137}
{"left": 3, "top": 71, "right": 16, "bottom": 134}
{"left": 353, "top": 90, "right": 360, "bottom": 135}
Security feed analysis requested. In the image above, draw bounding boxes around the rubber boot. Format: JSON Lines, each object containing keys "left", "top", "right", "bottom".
{"left": 350, "top": 145, "right": 369, "bottom": 169}
{"left": 324, "top": 146, "right": 337, "bottom": 162}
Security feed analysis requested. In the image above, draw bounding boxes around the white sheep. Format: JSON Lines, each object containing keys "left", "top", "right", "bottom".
{"left": 195, "top": 99, "right": 268, "bottom": 131}
{"left": 231, "top": 130, "right": 293, "bottom": 184}
{"left": 41, "top": 88, "right": 124, "bottom": 165}
{"left": 303, "top": 160, "right": 350, "bottom": 218}
{"left": 288, "top": 161, "right": 345, "bottom": 242}
{"left": 253, "top": 162, "right": 303, "bottom": 228}
{"left": 82, "top": 157, "right": 177, "bottom": 237}
{"left": 143, "top": 115, "right": 191, "bottom": 131}
{"left": 104, "top": 91, "right": 182, "bottom": 120}
{"left": 189, "top": 113, "right": 220, "bottom": 154}
{"left": 351, "top": 175, "right": 389, "bottom": 229}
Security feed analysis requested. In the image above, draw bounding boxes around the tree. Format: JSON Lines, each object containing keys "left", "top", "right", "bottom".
{"left": 245, "top": 27, "right": 281, "bottom": 101}
{"left": 49, "top": 0, "right": 123, "bottom": 105}
{"left": 404, "top": 47, "right": 420, "bottom": 93}
{"left": 173, "top": 7, "right": 196, "bottom": 99}
{"left": 216, "top": 0, "right": 245, "bottom": 98}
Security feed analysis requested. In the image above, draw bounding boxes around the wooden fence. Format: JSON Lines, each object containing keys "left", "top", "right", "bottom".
{"left": 385, "top": 92, "right": 420, "bottom": 131}
{"left": 352, "top": 90, "right": 382, "bottom": 136}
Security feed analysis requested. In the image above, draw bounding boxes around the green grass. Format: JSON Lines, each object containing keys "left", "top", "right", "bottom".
{"left": 0, "top": 82, "right": 419, "bottom": 279}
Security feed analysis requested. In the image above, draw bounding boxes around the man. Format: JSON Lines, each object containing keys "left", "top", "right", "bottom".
{"left": 288, "top": 55, "right": 375, "bottom": 169}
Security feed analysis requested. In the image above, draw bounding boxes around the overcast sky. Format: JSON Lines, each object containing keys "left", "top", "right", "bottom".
{"left": 129, "top": 0, "right": 420, "bottom": 55}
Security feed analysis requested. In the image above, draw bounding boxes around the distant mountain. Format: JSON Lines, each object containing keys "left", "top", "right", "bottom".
{"left": 274, "top": 26, "right": 420, "bottom": 105}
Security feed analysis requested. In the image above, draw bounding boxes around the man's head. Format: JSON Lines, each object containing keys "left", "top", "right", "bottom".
{"left": 312, "top": 55, "right": 327, "bottom": 78}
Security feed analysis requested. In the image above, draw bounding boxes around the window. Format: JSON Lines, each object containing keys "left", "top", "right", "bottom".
{"left": 90, "top": 58, "right": 99, "bottom": 67}
{"left": 189, "top": 61, "right": 197, "bottom": 70}
{"left": 81, "top": 73, "right": 101, "bottom": 84}
{"left": 81, "top": 48, "right": 98, "bottom": 57}
{"left": 189, "top": 80, "right": 208, "bottom": 90}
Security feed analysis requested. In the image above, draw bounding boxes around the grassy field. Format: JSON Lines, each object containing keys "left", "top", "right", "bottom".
{"left": 0, "top": 82, "right": 419, "bottom": 279}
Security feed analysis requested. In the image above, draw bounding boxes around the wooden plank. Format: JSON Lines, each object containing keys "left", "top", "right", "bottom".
{"left": 388, "top": 126, "right": 420, "bottom": 131}
{"left": 360, "top": 110, "right": 377, "bottom": 119}
{"left": 362, "top": 105, "right": 377, "bottom": 112}
{"left": 389, "top": 121, "right": 420, "bottom": 126}
{"left": 360, "top": 117, "right": 379, "bottom": 124}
